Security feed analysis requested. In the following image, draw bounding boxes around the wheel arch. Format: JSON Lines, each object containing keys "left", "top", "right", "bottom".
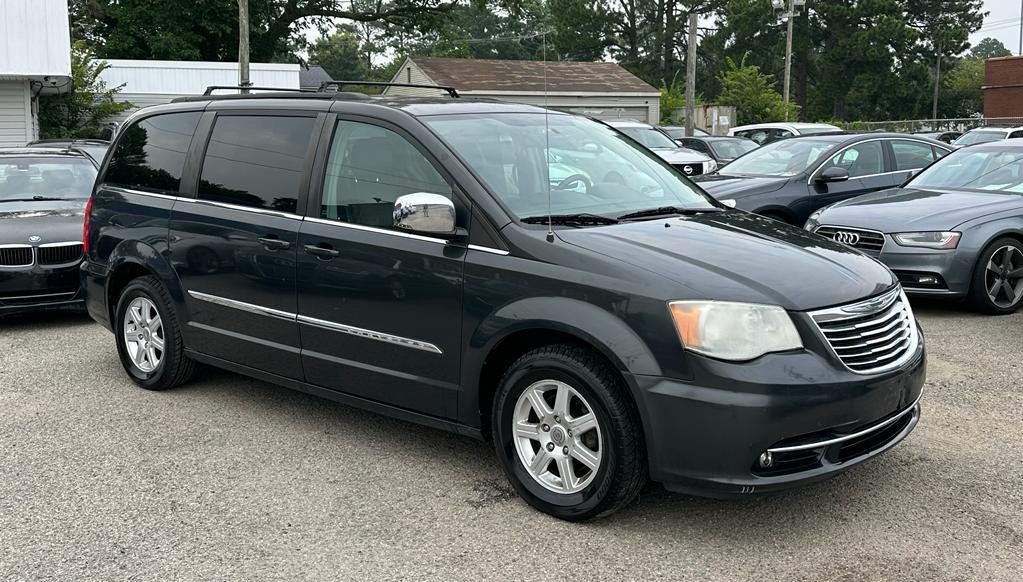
{"left": 461, "top": 296, "right": 661, "bottom": 441}
{"left": 105, "top": 240, "right": 187, "bottom": 327}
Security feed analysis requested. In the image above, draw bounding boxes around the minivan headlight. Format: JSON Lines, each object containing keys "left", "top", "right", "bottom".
{"left": 892, "top": 231, "right": 960, "bottom": 249}
{"left": 668, "top": 301, "right": 803, "bottom": 361}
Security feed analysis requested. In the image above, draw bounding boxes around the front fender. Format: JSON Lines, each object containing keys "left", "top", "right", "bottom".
{"left": 459, "top": 296, "right": 663, "bottom": 433}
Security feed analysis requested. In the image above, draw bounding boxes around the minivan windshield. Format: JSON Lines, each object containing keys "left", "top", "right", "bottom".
{"left": 422, "top": 113, "right": 717, "bottom": 221}
{"left": 718, "top": 138, "right": 836, "bottom": 177}
{"left": 908, "top": 147, "right": 1023, "bottom": 193}
{"left": 709, "top": 138, "right": 759, "bottom": 160}
{"left": 0, "top": 157, "right": 97, "bottom": 202}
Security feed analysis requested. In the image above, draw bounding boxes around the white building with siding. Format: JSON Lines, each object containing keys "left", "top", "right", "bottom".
{"left": 384, "top": 57, "right": 661, "bottom": 124}
{"left": 98, "top": 60, "right": 301, "bottom": 123}
{"left": 0, "top": 0, "right": 71, "bottom": 146}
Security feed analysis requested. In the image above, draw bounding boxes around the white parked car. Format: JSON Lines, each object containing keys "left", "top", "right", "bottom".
{"left": 605, "top": 120, "right": 717, "bottom": 177}
{"left": 728, "top": 122, "right": 842, "bottom": 145}
{"left": 951, "top": 126, "right": 1023, "bottom": 148}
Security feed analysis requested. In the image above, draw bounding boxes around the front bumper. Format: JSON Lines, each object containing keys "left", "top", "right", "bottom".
{"left": 630, "top": 331, "right": 925, "bottom": 497}
{"left": 0, "top": 262, "right": 85, "bottom": 315}
{"left": 877, "top": 246, "right": 972, "bottom": 298}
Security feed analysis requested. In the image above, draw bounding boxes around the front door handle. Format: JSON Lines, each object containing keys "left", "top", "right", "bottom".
{"left": 257, "top": 237, "right": 291, "bottom": 251}
{"left": 303, "top": 243, "right": 340, "bottom": 259}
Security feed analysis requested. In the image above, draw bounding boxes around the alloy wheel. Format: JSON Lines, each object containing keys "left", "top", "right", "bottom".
{"left": 123, "top": 297, "right": 165, "bottom": 373}
{"left": 985, "top": 245, "right": 1023, "bottom": 308}
{"left": 512, "top": 379, "right": 603, "bottom": 494}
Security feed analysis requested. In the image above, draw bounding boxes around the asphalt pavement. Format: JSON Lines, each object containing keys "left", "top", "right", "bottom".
{"left": 1, "top": 301, "right": 1020, "bottom": 581}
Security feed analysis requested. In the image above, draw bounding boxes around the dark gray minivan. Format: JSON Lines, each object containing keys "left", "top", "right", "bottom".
{"left": 83, "top": 88, "right": 925, "bottom": 520}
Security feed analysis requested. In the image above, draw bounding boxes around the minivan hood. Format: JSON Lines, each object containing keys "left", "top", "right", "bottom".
{"left": 691, "top": 174, "right": 790, "bottom": 199}
{"left": 557, "top": 210, "right": 895, "bottom": 311}
{"left": 651, "top": 148, "right": 711, "bottom": 164}
{"left": 816, "top": 187, "right": 1023, "bottom": 231}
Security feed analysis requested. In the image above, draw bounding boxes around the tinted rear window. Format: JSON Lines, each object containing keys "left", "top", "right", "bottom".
{"left": 197, "top": 115, "right": 316, "bottom": 213}
{"left": 104, "top": 112, "right": 201, "bottom": 194}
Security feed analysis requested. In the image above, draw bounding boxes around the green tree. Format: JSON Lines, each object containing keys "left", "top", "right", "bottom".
{"left": 38, "top": 43, "right": 133, "bottom": 139}
{"left": 308, "top": 30, "right": 370, "bottom": 80}
{"left": 73, "top": 0, "right": 491, "bottom": 62}
{"left": 941, "top": 58, "right": 985, "bottom": 117}
{"left": 716, "top": 54, "right": 793, "bottom": 124}
{"left": 970, "top": 37, "right": 1012, "bottom": 60}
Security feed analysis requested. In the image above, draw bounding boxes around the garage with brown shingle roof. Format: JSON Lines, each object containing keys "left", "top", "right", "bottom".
{"left": 384, "top": 57, "right": 660, "bottom": 124}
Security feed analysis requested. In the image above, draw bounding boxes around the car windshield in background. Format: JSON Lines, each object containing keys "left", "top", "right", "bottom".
{"left": 616, "top": 126, "right": 679, "bottom": 149}
{"left": 76, "top": 144, "right": 109, "bottom": 163}
{"left": 908, "top": 147, "right": 1023, "bottom": 193}
{"left": 710, "top": 139, "right": 758, "bottom": 160}
{"left": 0, "top": 157, "right": 97, "bottom": 202}
{"left": 422, "top": 113, "right": 717, "bottom": 220}
{"left": 954, "top": 131, "right": 1007, "bottom": 146}
{"left": 717, "top": 138, "right": 835, "bottom": 177}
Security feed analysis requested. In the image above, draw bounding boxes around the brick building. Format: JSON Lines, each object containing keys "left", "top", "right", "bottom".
{"left": 984, "top": 56, "right": 1023, "bottom": 117}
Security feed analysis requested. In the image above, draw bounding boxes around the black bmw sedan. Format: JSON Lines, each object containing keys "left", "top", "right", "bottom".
{"left": 0, "top": 148, "right": 97, "bottom": 315}
{"left": 807, "top": 140, "right": 1023, "bottom": 314}
{"left": 694, "top": 133, "right": 951, "bottom": 225}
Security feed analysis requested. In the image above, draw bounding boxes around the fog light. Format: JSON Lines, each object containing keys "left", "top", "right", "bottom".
{"left": 917, "top": 275, "right": 939, "bottom": 285}
{"left": 758, "top": 451, "right": 773, "bottom": 468}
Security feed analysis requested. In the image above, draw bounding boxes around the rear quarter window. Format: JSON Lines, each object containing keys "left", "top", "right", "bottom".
{"left": 103, "top": 112, "right": 201, "bottom": 194}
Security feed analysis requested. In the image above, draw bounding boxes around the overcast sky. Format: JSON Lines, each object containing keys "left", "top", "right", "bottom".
{"left": 973, "top": 0, "right": 1023, "bottom": 53}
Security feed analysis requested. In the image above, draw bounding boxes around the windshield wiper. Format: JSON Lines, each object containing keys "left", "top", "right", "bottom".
{"left": 616, "top": 206, "right": 724, "bottom": 221}
{"left": 521, "top": 213, "right": 619, "bottom": 226}
{"left": 0, "top": 196, "right": 68, "bottom": 203}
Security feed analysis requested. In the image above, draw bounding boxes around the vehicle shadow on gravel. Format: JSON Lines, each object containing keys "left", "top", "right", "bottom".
{"left": 0, "top": 309, "right": 95, "bottom": 330}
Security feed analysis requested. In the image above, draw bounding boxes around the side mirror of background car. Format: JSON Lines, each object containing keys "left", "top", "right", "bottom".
{"left": 393, "top": 193, "right": 457, "bottom": 237}
{"left": 817, "top": 166, "right": 850, "bottom": 183}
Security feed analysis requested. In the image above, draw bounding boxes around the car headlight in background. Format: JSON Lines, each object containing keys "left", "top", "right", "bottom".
{"left": 668, "top": 301, "right": 803, "bottom": 361}
{"left": 892, "top": 231, "right": 961, "bottom": 249}
{"left": 705, "top": 159, "right": 718, "bottom": 173}
{"left": 804, "top": 209, "right": 824, "bottom": 231}
{"left": 720, "top": 199, "right": 737, "bottom": 208}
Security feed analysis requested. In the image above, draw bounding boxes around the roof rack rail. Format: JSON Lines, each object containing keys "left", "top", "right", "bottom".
{"left": 318, "top": 80, "right": 460, "bottom": 98}
{"left": 202, "top": 85, "right": 317, "bottom": 96}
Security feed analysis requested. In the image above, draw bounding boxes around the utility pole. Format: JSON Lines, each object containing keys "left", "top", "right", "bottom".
{"left": 782, "top": 0, "right": 794, "bottom": 121}
{"left": 1019, "top": 0, "right": 1022, "bottom": 55}
{"left": 238, "top": 0, "right": 250, "bottom": 93}
{"left": 775, "top": 0, "right": 803, "bottom": 121}
{"left": 685, "top": 11, "right": 697, "bottom": 137}
{"left": 933, "top": 37, "right": 942, "bottom": 120}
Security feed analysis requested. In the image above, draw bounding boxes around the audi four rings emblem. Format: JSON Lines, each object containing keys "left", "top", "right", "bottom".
{"left": 833, "top": 231, "right": 860, "bottom": 245}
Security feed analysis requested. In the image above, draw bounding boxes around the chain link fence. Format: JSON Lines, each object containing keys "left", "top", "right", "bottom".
{"left": 836, "top": 117, "right": 1023, "bottom": 133}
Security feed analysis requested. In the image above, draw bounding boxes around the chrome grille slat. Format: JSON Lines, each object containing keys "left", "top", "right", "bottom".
{"left": 810, "top": 287, "right": 918, "bottom": 374}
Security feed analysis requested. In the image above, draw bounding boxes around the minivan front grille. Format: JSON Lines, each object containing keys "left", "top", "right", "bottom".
{"left": 0, "top": 246, "right": 33, "bottom": 267}
{"left": 810, "top": 287, "right": 918, "bottom": 374}
{"left": 815, "top": 225, "right": 886, "bottom": 255}
{"left": 37, "top": 243, "right": 84, "bottom": 265}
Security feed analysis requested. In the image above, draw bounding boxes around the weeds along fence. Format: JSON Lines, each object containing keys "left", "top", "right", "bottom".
{"left": 837, "top": 117, "right": 1023, "bottom": 133}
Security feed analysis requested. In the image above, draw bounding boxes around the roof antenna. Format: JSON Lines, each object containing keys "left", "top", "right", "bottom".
{"left": 543, "top": 30, "right": 554, "bottom": 243}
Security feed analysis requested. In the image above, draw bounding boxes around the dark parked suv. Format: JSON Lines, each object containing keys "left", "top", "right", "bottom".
{"left": 83, "top": 88, "right": 925, "bottom": 520}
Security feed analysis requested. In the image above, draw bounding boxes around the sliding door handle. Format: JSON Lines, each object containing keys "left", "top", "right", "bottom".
{"left": 303, "top": 244, "right": 340, "bottom": 259}
{"left": 257, "top": 237, "right": 291, "bottom": 250}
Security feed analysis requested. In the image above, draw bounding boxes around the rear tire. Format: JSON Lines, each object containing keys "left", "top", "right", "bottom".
{"left": 113, "top": 276, "right": 197, "bottom": 390}
{"left": 966, "top": 238, "right": 1023, "bottom": 315}
{"left": 492, "top": 344, "right": 646, "bottom": 521}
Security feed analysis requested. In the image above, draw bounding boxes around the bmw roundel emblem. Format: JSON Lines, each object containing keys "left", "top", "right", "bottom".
{"left": 28, "top": 235, "right": 42, "bottom": 243}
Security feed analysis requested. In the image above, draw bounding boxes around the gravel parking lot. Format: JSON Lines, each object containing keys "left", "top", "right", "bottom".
{"left": 1, "top": 301, "right": 1021, "bottom": 581}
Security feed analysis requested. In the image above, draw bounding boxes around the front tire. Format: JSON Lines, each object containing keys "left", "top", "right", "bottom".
{"left": 967, "top": 238, "right": 1023, "bottom": 315}
{"left": 492, "top": 345, "right": 646, "bottom": 521}
{"left": 114, "top": 276, "right": 197, "bottom": 390}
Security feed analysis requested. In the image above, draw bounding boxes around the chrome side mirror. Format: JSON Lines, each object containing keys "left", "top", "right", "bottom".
{"left": 393, "top": 193, "right": 456, "bottom": 236}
